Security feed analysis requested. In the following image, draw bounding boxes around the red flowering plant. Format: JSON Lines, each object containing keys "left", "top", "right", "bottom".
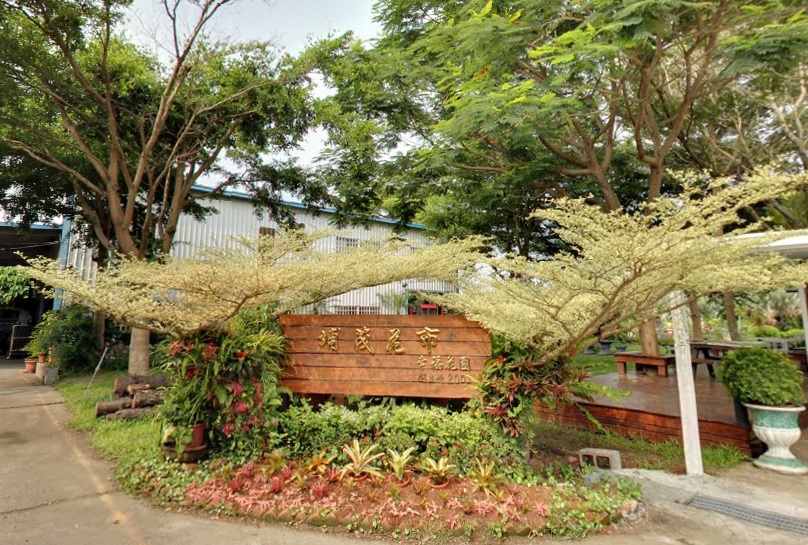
{"left": 157, "top": 308, "right": 289, "bottom": 457}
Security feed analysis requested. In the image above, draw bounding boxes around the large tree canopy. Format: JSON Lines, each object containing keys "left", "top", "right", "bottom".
{"left": 0, "top": 0, "right": 322, "bottom": 257}
{"left": 0, "top": 0, "right": 327, "bottom": 372}
{"left": 313, "top": 0, "right": 808, "bottom": 255}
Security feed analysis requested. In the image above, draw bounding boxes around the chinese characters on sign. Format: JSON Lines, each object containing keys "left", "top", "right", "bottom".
{"left": 416, "top": 327, "right": 440, "bottom": 354}
{"left": 317, "top": 324, "right": 474, "bottom": 384}
{"left": 318, "top": 327, "right": 340, "bottom": 352}
{"left": 385, "top": 328, "right": 405, "bottom": 354}
{"left": 354, "top": 326, "right": 374, "bottom": 354}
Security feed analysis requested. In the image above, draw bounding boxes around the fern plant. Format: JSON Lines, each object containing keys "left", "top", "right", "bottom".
{"left": 717, "top": 347, "right": 805, "bottom": 406}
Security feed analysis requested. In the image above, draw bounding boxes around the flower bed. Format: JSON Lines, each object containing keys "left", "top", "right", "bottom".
{"left": 128, "top": 453, "right": 641, "bottom": 540}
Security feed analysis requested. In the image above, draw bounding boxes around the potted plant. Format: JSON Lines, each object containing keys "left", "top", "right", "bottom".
{"left": 160, "top": 393, "right": 209, "bottom": 461}
{"left": 717, "top": 347, "right": 807, "bottom": 474}
{"left": 385, "top": 446, "right": 416, "bottom": 486}
{"left": 23, "top": 357, "right": 36, "bottom": 374}
{"left": 340, "top": 439, "right": 384, "bottom": 480}
{"left": 418, "top": 455, "right": 456, "bottom": 488}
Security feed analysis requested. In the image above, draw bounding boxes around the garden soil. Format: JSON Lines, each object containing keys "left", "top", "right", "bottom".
{"left": 1, "top": 361, "right": 807, "bottom": 545}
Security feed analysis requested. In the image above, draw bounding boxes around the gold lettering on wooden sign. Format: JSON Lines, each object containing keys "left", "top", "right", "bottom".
{"left": 318, "top": 327, "right": 341, "bottom": 352}
{"left": 385, "top": 328, "right": 405, "bottom": 354}
{"left": 354, "top": 326, "right": 374, "bottom": 354}
{"left": 416, "top": 327, "right": 440, "bottom": 354}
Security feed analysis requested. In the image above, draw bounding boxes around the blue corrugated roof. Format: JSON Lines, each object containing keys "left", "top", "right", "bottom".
{"left": 0, "top": 222, "right": 61, "bottom": 231}
{"left": 191, "top": 185, "right": 427, "bottom": 230}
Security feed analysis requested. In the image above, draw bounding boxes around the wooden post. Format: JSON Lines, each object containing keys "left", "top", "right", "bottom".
{"left": 670, "top": 290, "right": 704, "bottom": 476}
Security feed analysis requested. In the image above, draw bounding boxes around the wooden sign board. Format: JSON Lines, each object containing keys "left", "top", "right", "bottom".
{"left": 279, "top": 315, "right": 491, "bottom": 398}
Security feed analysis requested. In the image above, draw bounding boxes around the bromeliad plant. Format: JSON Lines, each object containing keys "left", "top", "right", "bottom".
{"left": 341, "top": 439, "right": 385, "bottom": 480}
{"left": 419, "top": 455, "right": 456, "bottom": 485}
{"left": 158, "top": 307, "right": 288, "bottom": 456}
{"left": 386, "top": 447, "right": 416, "bottom": 482}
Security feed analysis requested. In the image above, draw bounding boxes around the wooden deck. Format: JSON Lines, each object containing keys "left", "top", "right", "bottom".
{"left": 536, "top": 370, "right": 757, "bottom": 454}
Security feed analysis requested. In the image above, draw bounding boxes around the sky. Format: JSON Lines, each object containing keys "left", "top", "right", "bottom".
{"left": 128, "top": 0, "right": 380, "bottom": 54}
{"left": 125, "top": 0, "right": 381, "bottom": 169}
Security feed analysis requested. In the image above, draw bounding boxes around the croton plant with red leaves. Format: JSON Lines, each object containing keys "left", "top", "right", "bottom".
{"left": 159, "top": 309, "right": 289, "bottom": 456}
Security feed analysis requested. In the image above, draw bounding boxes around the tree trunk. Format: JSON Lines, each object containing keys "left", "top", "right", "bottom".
{"left": 92, "top": 310, "right": 106, "bottom": 352}
{"left": 688, "top": 296, "right": 704, "bottom": 341}
{"left": 638, "top": 319, "right": 660, "bottom": 356}
{"left": 723, "top": 291, "right": 741, "bottom": 341}
{"left": 128, "top": 327, "right": 151, "bottom": 375}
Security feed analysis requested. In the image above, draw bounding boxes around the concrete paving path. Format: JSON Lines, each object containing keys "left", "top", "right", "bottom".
{"left": 1, "top": 362, "right": 808, "bottom": 545}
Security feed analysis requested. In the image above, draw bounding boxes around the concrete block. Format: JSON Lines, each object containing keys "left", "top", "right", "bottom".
{"left": 578, "top": 448, "right": 622, "bottom": 470}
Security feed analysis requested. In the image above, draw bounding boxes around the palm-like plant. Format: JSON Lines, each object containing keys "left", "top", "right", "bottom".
{"left": 340, "top": 439, "right": 384, "bottom": 479}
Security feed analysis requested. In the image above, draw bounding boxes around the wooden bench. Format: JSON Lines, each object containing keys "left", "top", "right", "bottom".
{"left": 615, "top": 352, "right": 677, "bottom": 377}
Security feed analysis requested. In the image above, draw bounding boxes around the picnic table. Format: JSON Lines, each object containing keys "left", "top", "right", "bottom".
{"left": 616, "top": 340, "right": 763, "bottom": 378}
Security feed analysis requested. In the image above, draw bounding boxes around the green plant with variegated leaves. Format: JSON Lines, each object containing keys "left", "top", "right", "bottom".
{"left": 341, "top": 439, "right": 384, "bottom": 479}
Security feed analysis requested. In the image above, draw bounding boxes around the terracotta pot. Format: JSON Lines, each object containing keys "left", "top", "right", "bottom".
{"left": 427, "top": 479, "right": 450, "bottom": 489}
{"left": 188, "top": 423, "right": 206, "bottom": 449}
{"left": 387, "top": 472, "right": 412, "bottom": 487}
{"left": 37, "top": 354, "right": 46, "bottom": 364}
{"left": 24, "top": 359, "right": 36, "bottom": 373}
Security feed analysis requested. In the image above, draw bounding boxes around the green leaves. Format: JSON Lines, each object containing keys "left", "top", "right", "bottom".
{"left": 717, "top": 347, "right": 806, "bottom": 406}
{"left": 0, "top": 267, "right": 31, "bottom": 304}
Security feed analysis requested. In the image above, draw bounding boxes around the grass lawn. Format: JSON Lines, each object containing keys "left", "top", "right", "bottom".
{"left": 571, "top": 354, "right": 620, "bottom": 376}
{"left": 56, "top": 372, "right": 160, "bottom": 469}
{"left": 531, "top": 420, "right": 746, "bottom": 475}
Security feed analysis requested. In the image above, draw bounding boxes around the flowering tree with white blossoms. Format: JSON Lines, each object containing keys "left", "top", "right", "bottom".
{"left": 24, "top": 232, "right": 482, "bottom": 335}
{"left": 432, "top": 169, "right": 808, "bottom": 435}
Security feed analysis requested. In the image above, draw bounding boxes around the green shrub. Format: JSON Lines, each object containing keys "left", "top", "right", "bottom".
{"left": 0, "top": 267, "right": 31, "bottom": 305}
{"left": 25, "top": 304, "right": 97, "bottom": 372}
{"left": 278, "top": 399, "right": 529, "bottom": 476}
{"left": 717, "top": 347, "right": 806, "bottom": 406}
{"left": 749, "top": 325, "right": 782, "bottom": 338}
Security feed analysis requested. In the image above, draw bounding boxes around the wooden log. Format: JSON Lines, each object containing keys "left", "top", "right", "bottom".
{"left": 132, "top": 389, "right": 165, "bottom": 408}
{"left": 104, "top": 408, "right": 157, "bottom": 421}
{"left": 127, "top": 383, "right": 158, "bottom": 395}
{"left": 95, "top": 398, "right": 132, "bottom": 418}
{"left": 113, "top": 374, "right": 170, "bottom": 396}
